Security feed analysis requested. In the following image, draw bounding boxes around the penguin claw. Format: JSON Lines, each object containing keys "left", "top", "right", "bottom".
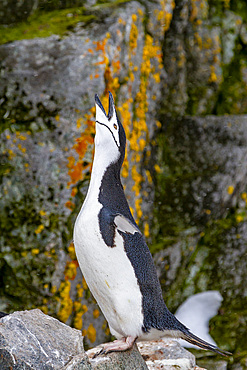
{"left": 92, "top": 348, "right": 104, "bottom": 359}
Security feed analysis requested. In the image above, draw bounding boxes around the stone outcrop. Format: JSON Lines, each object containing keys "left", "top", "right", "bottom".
{"left": 0, "top": 309, "right": 204, "bottom": 370}
{"left": 0, "top": 309, "right": 90, "bottom": 369}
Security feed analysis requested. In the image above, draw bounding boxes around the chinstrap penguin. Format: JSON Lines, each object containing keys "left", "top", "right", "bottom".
{"left": 73, "top": 92, "right": 230, "bottom": 357}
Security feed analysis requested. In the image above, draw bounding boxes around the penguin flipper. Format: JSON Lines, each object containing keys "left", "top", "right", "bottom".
{"left": 98, "top": 207, "right": 141, "bottom": 248}
{"left": 114, "top": 214, "right": 140, "bottom": 235}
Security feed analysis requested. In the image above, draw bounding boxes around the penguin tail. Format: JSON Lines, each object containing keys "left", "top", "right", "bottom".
{"left": 181, "top": 330, "right": 231, "bottom": 357}
{"left": 0, "top": 312, "right": 8, "bottom": 318}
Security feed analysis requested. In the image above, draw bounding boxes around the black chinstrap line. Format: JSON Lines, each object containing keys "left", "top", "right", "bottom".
{"left": 96, "top": 120, "right": 119, "bottom": 148}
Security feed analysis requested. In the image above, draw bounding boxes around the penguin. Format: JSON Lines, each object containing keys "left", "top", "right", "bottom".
{"left": 73, "top": 92, "right": 230, "bottom": 357}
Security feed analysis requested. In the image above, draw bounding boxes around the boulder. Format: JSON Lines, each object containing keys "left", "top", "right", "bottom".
{"left": 0, "top": 309, "right": 204, "bottom": 369}
{"left": 0, "top": 309, "right": 89, "bottom": 369}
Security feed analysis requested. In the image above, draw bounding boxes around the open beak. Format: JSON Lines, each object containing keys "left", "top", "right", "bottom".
{"left": 95, "top": 92, "right": 116, "bottom": 122}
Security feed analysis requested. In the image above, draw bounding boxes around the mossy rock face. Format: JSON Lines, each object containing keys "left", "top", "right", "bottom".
{"left": 153, "top": 115, "right": 247, "bottom": 239}
{"left": 153, "top": 115, "right": 247, "bottom": 364}
{"left": 161, "top": 0, "right": 247, "bottom": 116}
{"left": 1, "top": 0, "right": 247, "bottom": 363}
{"left": 0, "top": 0, "right": 161, "bottom": 347}
{"left": 0, "top": 0, "right": 92, "bottom": 26}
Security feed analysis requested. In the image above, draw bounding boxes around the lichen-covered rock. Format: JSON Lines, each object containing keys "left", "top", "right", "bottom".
{"left": 0, "top": 0, "right": 247, "bottom": 368}
{"left": 153, "top": 115, "right": 247, "bottom": 366}
{"left": 155, "top": 115, "right": 247, "bottom": 229}
{"left": 0, "top": 0, "right": 157, "bottom": 346}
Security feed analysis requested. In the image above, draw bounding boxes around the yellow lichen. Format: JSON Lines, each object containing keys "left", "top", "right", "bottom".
{"left": 87, "top": 323, "right": 96, "bottom": 343}
{"left": 144, "top": 222, "right": 150, "bottom": 237}
{"left": 57, "top": 280, "right": 73, "bottom": 323}
{"left": 64, "top": 261, "right": 78, "bottom": 280}
{"left": 208, "top": 65, "right": 217, "bottom": 83}
{"left": 236, "top": 214, "right": 243, "bottom": 223}
{"left": 93, "top": 309, "right": 100, "bottom": 319}
{"left": 35, "top": 224, "right": 44, "bottom": 234}
{"left": 67, "top": 242, "right": 77, "bottom": 260}
{"left": 227, "top": 186, "right": 234, "bottom": 195}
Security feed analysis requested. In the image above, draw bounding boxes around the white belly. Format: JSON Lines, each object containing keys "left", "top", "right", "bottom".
{"left": 73, "top": 204, "right": 144, "bottom": 339}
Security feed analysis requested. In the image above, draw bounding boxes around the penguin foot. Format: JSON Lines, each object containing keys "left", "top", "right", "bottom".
{"left": 92, "top": 336, "right": 137, "bottom": 358}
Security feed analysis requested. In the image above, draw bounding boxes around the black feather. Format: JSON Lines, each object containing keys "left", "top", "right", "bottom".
{"left": 181, "top": 330, "right": 232, "bottom": 356}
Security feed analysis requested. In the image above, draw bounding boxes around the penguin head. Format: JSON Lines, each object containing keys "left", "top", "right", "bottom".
{"left": 95, "top": 92, "right": 126, "bottom": 166}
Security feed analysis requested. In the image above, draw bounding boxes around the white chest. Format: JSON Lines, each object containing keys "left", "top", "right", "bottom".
{"left": 73, "top": 200, "right": 144, "bottom": 339}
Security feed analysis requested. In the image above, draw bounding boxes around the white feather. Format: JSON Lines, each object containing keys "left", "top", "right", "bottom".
{"left": 74, "top": 203, "right": 143, "bottom": 339}
{"left": 175, "top": 291, "right": 223, "bottom": 348}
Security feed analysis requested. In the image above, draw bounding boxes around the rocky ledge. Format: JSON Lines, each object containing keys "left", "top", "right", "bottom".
{"left": 0, "top": 309, "right": 206, "bottom": 369}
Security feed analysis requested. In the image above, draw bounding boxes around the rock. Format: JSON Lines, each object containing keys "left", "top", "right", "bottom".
{"left": 156, "top": 115, "right": 247, "bottom": 227}
{"left": 196, "top": 359, "right": 228, "bottom": 370}
{"left": 153, "top": 114, "right": 247, "bottom": 360}
{"left": 87, "top": 340, "right": 204, "bottom": 370}
{"left": 63, "top": 354, "right": 92, "bottom": 370}
{"left": 0, "top": 309, "right": 88, "bottom": 369}
{"left": 87, "top": 343, "right": 148, "bottom": 369}
{"left": 138, "top": 340, "right": 202, "bottom": 370}
{"left": 1, "top": 309, "right": 205, "bottom": 369}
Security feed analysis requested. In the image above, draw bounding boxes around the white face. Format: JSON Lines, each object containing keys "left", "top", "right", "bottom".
{"left": 95, "top": 101, "right": 120, "bottom": 148}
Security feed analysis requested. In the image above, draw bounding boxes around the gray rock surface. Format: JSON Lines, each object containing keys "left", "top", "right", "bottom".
{"left": 138, "top": 340, "right": 201, "bottom": 370}
{"left": 0, "top": 310, "right": 204, "bottom": 369}
{"left": 87, "top": 344, "right": 148, "bottom": 370}
{"left": 155, "top": 115, "right": 247, "bottom": 288}
{"left": 155, "top": 114, "right": 247, "bottom": 228}
{"left": 0, "top": 309, "right": 86, "bottom": 369}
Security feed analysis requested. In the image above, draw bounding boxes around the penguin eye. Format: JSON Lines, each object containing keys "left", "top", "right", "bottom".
{"left": 113, "top": 123, "right": 117, "bottom": 130}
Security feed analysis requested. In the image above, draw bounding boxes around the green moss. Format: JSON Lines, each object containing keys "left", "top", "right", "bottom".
{"left": 0, "top": 7, "right": 96, "bottom": 44}
{"left": 210, "top": 300, "right": 247, "bottom": 355}
{"left": 167, "top": 211, "right": 247, "bottom": 356}
{"left": 230, "top": 0, "right": 247, "bottom": 22}
{"left": 0, "top": 192, "right": 64, "bottom": 311}
{"left": 0, "top": 88, "right": 59, "bottom": 134}
{"left": 94, "top": 0, "right": 130, "bottom": 8}
{"left": 213, "top": 35, "right": 247, "bottom": 115}
{"left": 152, "top": 128, "right": 210, "bottom": 242}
